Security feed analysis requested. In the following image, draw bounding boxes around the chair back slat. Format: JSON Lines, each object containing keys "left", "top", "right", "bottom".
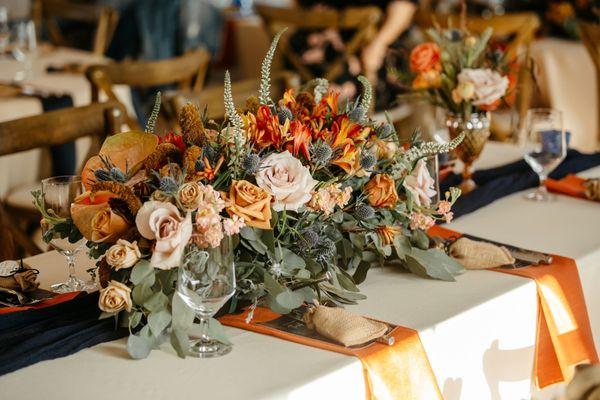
{"left": 86, "top": 48, "right": 210, "bottom": 130}
{"left": 0, "top": 101, "right": 124, "bottom": 157}
{"left": 256, "top": 5, "right": 381, "bottom": 87}
{"left": 579, "top": 21, "right": 600, "bottom": 144}
{"left": 33, "top": 0, "right": 119, "bottom": 56}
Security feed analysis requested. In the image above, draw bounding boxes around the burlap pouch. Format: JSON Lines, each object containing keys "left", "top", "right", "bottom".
{"left": 0, "top": 261, "right": 39, "bottom": 292}
{"left": 449, "top": 237, "right": 515, "bottom": 269}
{"left": 584, "top": 179, "right": 600, "bottom": 201}
{"left": 303, "top": 304, "right": 388, "bottom": 347}
{"left": 566, "top": 364, "right": 600, "bottom": 400}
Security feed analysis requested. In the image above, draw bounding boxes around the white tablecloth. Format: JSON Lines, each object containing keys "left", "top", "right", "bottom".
{"left": 1, "top": 144, "right": 599, "bottom": 400}
{"left": 0, "top": 46, "right": 133, "bottom": 198}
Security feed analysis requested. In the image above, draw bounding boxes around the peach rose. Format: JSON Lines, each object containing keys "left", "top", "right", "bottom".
{"left": 98, "top": 280, "right": 132, "bottom": 313}
{"left": 225, "top": 180, "right": 272, "bottom": 230}
{"left": 90, "top": 207, "right": 129, "bottom": 243}
{"left": 177, "top": 182, "right": 203, "bottom": 211}
{"left": 365, "top": 174, "right": 399, "bottom": 208}
{"left": 135, "top": 201, "right": 193, "bottom": 270}
{"left": 105, "top": 239, "right": 141, "bottom": 270}
{"left": 409, "top": 43, "right": 442, "bottom": 73}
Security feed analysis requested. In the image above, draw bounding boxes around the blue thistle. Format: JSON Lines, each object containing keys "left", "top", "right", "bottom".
{"left": 94, "top": 169, "right": 111, "bottom": 182}
{"left": 277, "top": 107, "right": 293, "bottom": 125}
{"left": 159, "top": 176, "right": 178, "bottom": 194}
{"left": 242, "top": 153, "right": 260, "bottom": 175}
{"left": 311, "top": 143, "right": 333, "bottom": 164}
{"left": 348, "top": 106, "right": 366, "bottom": 123}
{"left": 376, "top": 123, "right": 393, "bottom": 137}
{"left": 354, "top": 204, "right": 375, "bottom": 220}
{"left": 360, "top": 153, "right": 377, "bottom": 170}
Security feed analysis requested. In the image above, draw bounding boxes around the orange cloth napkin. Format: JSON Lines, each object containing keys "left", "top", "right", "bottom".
{"left": 220, "top": 307, "right": 442, "bottom": 400}
{"left": 546, "top": 175, "right": 588, "bottom": 199}
{"left": 0, "top": 291, "right": 82, "bottom": 315}
{"left": 430, "top": 225, "right": 598, "bottom": 388}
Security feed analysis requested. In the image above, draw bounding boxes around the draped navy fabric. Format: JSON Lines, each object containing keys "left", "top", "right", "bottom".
{"left": 440, "top": 150, "right": 600, "bottom": 218}
{"left": 0, "top": 293, "right": 126, "bottom": 376}
{"left": 39, "top": 94, "right": 76, "bottom": 176}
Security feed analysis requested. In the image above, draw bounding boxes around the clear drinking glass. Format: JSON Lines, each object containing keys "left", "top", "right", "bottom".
{"left": 12, "top": 20, "right": 37, "bottom": 80}
{"left": 0, "top": 7, "right": 9, "bottom": 56}
{"left": 523, "top": 108, "right": 567, "bottom": 201}
{"left": 425, "top": 154, "right": 441, "bottom": 205}
{"left": 41, "top": 176, "right": 89, "bottom": 293}
{"left": 177, "top": 233, "right": 235, "bottom": 358}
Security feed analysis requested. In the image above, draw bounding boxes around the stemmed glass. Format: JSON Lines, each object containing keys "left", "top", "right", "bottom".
{"left": 522, "top": 108, "right": 567, "bottom": 201}
{"left": 12, "top": 20, "right": 37, "bottom": 80}
{"left": 41, "top": 176, "right": 90, "bottom": 293}
{"left": 177, "top": 233, "right": 235, "bottom": 358}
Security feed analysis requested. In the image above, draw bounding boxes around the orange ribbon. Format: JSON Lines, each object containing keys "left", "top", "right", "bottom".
{"left": 220, "top": 307, "right": 442, "bottom": 400}
{"left": 0, "top": 291, "right": 82, "bottom": 315}
{"left": 430, "top": 225, "right": 598, "bottom": 388}
{"left": 546, "top": 175, "right": 587, "bottom": 199}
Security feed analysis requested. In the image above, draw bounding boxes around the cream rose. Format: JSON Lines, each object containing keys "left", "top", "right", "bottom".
{"left": 177, "top": 182, "right": 202, "bottom": 211}
{"left": 403, "top": 159, "right": 437, "bottom": 207}
{"left": 457, "top": 68, "right": 508, "bottom": 107}
{"left": 98, "top": 280, "right": 132, "bottom": 313}
{"left": 255, "top": 151, "right": 317, "bottom": 212}
{"left": 105, "top": 239, "right": 141, "bottom": 270}
{"left": 135, "top": 201, "right": 193, "bottom": 270}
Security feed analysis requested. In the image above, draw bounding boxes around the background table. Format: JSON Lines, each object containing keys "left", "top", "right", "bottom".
{"left": 0, "top": 144, "right": 598, "bottom": 400}
{"left": 0, "top": 46, "right": 133, "bottom": 198}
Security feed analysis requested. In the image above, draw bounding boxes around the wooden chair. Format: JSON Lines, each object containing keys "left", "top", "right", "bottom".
{"left": 164, "top": 72, "right": 296, "bottom": 125}
{"left": 416, "top": 12, "right": 541, "bottom": 140}
{"left": 0, "top": 101, "right": 124, "bottom": 256}
{"left": 32, "top": 0, "right": 119, "bottom": 56}
{"left": 86, "top": 48, "right": 211, "bottom": 130}
{"left": 579, "top": 21, "right": 600, "bottom": 145}
{"left": 255, "top": 5, "right": 382, "bottom": 91}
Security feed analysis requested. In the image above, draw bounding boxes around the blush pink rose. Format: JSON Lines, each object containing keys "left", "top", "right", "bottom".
{"left": 135, "top": 201, "right": 192, "bottom": 270}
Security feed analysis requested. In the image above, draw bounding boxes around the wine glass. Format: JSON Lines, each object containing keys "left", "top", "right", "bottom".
{"left": 41, "top": 176, "right": 88, "bottom": 293}
{"left": 177, "top": 233, "right": 235, "bottom": 358}
{"left": 522, "top": 108, "right": 567, "bottom": 201}
{"left": 12, "top": 20, "right": 37, "bottom": 80}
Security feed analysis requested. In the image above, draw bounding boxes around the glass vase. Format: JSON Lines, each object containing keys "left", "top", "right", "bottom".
{"left": 445, "top": 112, "right": 491, "bottom": 194}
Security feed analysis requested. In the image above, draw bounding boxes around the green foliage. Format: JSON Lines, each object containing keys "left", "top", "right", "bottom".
{"left": 145, "top": 92, "right": 162, "bottom": 134}
{"left": 259, "top": 28, "right": 287, "bottom": 105}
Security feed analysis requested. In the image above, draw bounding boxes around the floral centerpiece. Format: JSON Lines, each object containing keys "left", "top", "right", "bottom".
{"left": 404, "top": 17, "right": 515, "bottom": 192}
{"left": 33, "top": 31, "right": 465, "bottom": 359}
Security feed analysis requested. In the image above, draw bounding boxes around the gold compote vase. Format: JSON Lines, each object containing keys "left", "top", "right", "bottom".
{"left": 446, "top": 112, "right": 491, "bottom": 194}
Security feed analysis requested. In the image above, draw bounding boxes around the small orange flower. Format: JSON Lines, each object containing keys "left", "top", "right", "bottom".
{"left": 332, "top": 142, "right": 358, "bottom": 175}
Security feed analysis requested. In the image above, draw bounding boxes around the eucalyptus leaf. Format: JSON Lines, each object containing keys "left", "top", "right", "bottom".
{"left": 353, "top": 261, "right": 371, "bottom": 284}
{"left": 393, "top": 235, "right": 411, "bottom": 260}
{"left": 130, "top": 260, "right": 154, "bottom": 285}
{"left": 127, "top": 332, "right": 152, "bottom": 359}
{"left": 206, "top": 318, "right": 232, "bottom": 345}
{"left": 129, "top": 311, "right": 143, "bottom": 329}
{"left": 410, "top": 229, "right": 430, "bottom": 250}
{"left": 148, "top": 310, "right": 171, "bottom": 337}
{"left": 170, "top": 329, "right": 190, "bottom": 358}
{"left": 132, "top": 282, "right": 153, "bottom": 305}
{"left": 336, "top": 271, "right": 359, "bottom": 292}
{"left": 144, "top": 291, "right": 169, "bottom": 312}
{"left": 172, "top": 292, "right": 195, "bottom": 330}
{"left": 274, "top": 290, "right": 304, "bottom": 311}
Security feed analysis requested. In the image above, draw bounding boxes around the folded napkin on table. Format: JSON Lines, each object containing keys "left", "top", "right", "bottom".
{"left": 303, "top": 303, "right": 389, "bottom": 347}
{"left": 0, "top": 292, "right": 127, "bottom": 376}
{"left": 546, "top": 175, "right": 600, "bottom": 201}
{"left": 448, "top": 237, "right": 515, "bottom": 269}
{"left": 440, "top": 150, "right": 600, "bottom": 218}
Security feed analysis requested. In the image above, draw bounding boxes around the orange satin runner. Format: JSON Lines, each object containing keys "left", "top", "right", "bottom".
{"left": 430, "top": 225, "right": 598, "bottom": 388}
{"left": 220, "top": 307, "right": 442, "bottom": 400}
{"left": 0, "top": 291, "right": 82, "bottom": 315}
{"left": 546, "top": 175, "right": 587, "bottom": 199}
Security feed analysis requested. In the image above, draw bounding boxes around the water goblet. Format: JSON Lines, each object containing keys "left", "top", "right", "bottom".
{"left": 177, "top": 233, "right": 235, "bottom": 358}
{"left": 522, "top": 108, "right": 567, "bottom": 201}
{"left": 41, "top": 176, "right": 89, "bottom": 293}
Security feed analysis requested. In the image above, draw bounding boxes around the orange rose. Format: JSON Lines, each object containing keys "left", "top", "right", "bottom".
{"left": 90, "top": 207, "right": 130, "bottom": 243}
{"left": 365, "top": 174, "right": 399, "bottom": 208}
{"left": 225, "top": 180, "right": 272, "bottom": 229}
{"left": 409, "top": 43, "right": 442, "bottom": 73}
{"left": 71, "top": 191, "right": 129, "bottom": 243}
